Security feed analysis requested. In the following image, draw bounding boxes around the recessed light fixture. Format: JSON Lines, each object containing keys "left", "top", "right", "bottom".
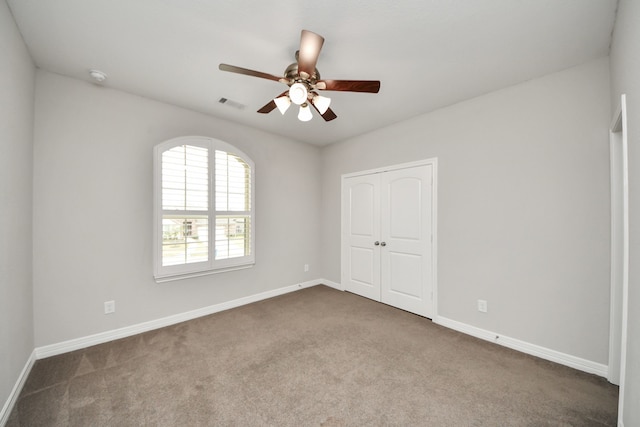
{"left": 88, "top": 69, "right": 107, "bottom": 83}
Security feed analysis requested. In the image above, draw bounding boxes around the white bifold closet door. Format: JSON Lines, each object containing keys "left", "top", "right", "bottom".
{"left": 342, "top": 163, "right": 434, "bottom": 318}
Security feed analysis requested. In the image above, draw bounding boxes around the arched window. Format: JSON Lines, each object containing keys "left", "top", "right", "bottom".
{"left": 153, "top": 136, "right": 254, "bottom": 281}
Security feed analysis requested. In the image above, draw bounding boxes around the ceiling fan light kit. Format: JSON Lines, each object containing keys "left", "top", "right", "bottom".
{"left": 298, "top": 103, "right": 313, "bottom": 122}
{"left": 274, "top": 95, "right": 291, "bottom": 115}
{"left": 313, "top": 94, "right": 331, "bottom": 115}
{"left": 219, "top": 30, "right": 380, "bottom": 122}
{"left": 289, "top": 82, "right": 308, "bottom": 105}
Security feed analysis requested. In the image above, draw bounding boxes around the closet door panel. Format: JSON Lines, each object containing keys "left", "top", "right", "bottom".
{"left": 342, "top": 174, "right": 381, "bottom": 301}
{"left": 380, "top": 165, "right": 433, "bottom": 318}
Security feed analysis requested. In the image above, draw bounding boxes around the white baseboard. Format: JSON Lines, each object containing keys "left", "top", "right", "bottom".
{"left": 15, "top": 280, "right": 609, "bottom": 424}
{"left": 36, "top": 279, "right": 324, "bottom": 359}
{"left": 0, "top": 349, "right": 36, "bottom": 426}
{"left": 434, "top": 316, "right": 608, "bottom": 378}
{"left": 318, "top": 278, "right": 344, "bottom": 291}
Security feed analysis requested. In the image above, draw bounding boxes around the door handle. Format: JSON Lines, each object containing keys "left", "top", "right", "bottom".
{"left": 374, "top": 241, "right": 380, "bottom": 246}
{"left": 380, "top": 242, "right": 386, "bottom": 247}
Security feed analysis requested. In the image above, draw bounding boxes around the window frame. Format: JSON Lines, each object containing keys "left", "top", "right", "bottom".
{"left": 153, "top": 136, "right": 255, "bottom": 282}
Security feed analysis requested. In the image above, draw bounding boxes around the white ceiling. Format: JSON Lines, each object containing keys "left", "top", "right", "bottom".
{"left": 7, "top": 0, "right": 617, "bottom": 146}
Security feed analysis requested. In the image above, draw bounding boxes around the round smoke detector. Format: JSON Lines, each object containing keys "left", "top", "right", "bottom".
{"left": 89, "top": 69, "right": 107, "bottom": 83}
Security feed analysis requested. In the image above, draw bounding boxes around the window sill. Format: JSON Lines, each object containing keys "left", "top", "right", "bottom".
{"left": 154, "top": 263, "right": 254, "bottom": 283}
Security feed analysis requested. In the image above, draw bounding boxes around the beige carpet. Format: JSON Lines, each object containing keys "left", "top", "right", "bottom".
{"left": 7, "top": 285, "right": 618, "bottom": 426}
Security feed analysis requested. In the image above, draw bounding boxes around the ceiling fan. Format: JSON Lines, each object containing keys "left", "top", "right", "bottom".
{"left": 219, "top": 30, "right": 380, "bottom": 122}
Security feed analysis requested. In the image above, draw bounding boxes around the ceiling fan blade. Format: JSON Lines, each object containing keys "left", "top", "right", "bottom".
{"left": 219, "top": 64, "right": 283, "bottom": 83}
{"left": 257, "top": 100, "right": 277, "bottom": 114}
{"left": 310, "top": 101, "right": 337, "bottom": 121}
{"left": 297, "top": 30, "right": 324, "bottom": 78}
{"left": 316, "top": 79, "right": 381, "bottom": 93}
{"left": 257, "top": 90, "right": 289, "bottom": 114}
{"left": 320, "top": 107, "right": 338, "bottom": 122}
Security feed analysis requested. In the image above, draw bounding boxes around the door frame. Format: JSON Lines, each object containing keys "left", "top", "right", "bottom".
{"left": 608, "top": 95, "right": 628, "bottom": 422}
{"left": 341, "top": 158, "right": 438, "bottom": 318}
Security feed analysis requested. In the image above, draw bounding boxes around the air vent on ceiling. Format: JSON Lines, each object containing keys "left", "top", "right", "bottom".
{"left": 218, "top": 97, "right": 246, "bottom": 110}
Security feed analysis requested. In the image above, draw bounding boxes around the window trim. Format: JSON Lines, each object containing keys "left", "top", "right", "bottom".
{"left": 153, "top": 136, "right": 255, "bottom": 282}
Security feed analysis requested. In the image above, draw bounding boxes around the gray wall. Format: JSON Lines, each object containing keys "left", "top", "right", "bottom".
{"left": 32, "top": 71, "right": 321, "bottom": 346}
{"left": 610, "top": 0, "right": 640, "bottom": 424}
{"left": 0, "top": 0, "right": 35, "bottom": 410}
{"left": 320, "top": 58, "right": 611, "bottom": 364}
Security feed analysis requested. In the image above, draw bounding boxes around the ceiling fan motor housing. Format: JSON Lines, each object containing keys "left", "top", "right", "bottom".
{"left": 284, "top": 62, "right": 320, "bottom": 83}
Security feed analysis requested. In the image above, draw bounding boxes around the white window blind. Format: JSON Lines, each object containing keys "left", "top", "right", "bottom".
{"left": 162, "top": 145, "right": 208, "bottom": 211}
{"left": 154, "top": 137, "right": 255, "bottom": 281}
{"left": 215, "top": 150, "right": 251, "bottom": 261}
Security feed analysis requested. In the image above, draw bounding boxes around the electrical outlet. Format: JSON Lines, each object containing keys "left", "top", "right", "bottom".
{"left": 304, "top": 264, "right": 309, "bottom": 272}
{"left": 477, "top": 299, "right": 488, "bottom": 313}
{"left": 104, "top": 300, "right": 115, "bottom": 314}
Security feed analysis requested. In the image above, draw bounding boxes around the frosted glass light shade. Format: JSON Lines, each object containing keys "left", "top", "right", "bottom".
{"left": 313, "top": 94, "right": 331, "bottom": 114}
{"left": 274, "top": 96, "right": 291, "bottom": 114}
{"left": 298, "top": 104, "right": 313, "bottom": 122}
{"left": 289, "top": 82, "right": 308, "bottom": 105}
